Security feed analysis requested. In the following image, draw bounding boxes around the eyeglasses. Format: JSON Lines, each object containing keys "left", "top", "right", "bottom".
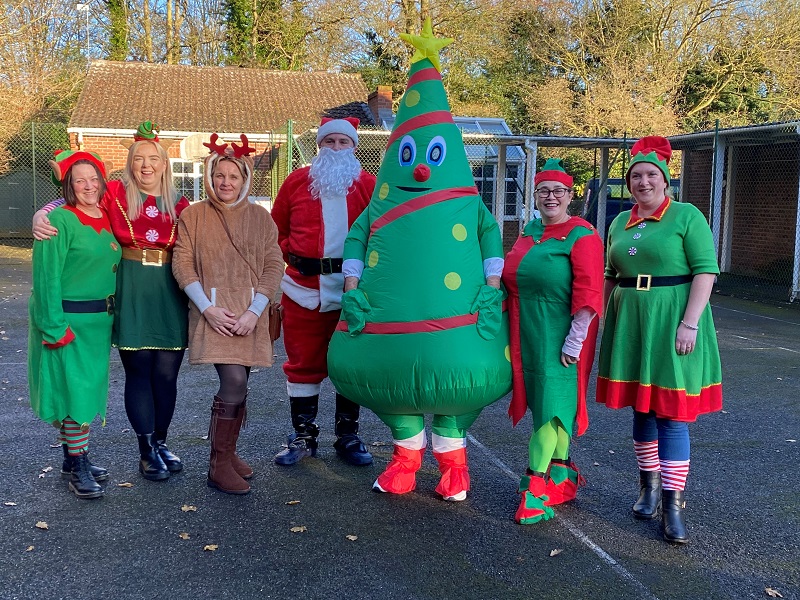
{"left": 536, "top": 187, "right": 572, "bottom": 199}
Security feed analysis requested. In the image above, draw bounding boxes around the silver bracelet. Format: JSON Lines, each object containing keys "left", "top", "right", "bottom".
{"left": 680, "top": 320, "right": 699, "bottom": 331}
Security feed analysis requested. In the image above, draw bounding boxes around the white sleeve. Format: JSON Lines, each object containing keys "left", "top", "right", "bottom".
{"left": 247, "top": 293, "right": 269, "bottom": 317}
{"left": 342, "top": 258, "right": 364, "bottom": 279}
{"left": 561, "top": 308, "right": 596, "bottom": 358}
{"left": 184, "top": 281, "right": 212, "bottom": 313}
{"left": 483, "top": 257, "right": 504, "bottom": 278}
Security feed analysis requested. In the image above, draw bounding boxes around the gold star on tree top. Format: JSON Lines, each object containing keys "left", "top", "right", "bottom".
{"left": 399, "top": 17, "right": 453, "bottom": 73}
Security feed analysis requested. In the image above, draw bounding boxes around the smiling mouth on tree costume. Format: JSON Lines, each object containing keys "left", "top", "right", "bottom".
{"left": 397, "top": 186, "right": 432, "bottom": 192}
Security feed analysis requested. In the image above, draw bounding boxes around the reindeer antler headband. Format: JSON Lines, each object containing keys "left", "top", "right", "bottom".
{"left": 203, "top": 133, "right": 256, "bottom": 158}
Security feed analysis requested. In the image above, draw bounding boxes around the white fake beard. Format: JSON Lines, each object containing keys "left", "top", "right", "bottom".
{"left": 308, "top": 147, "right": 362, "bottom": 200}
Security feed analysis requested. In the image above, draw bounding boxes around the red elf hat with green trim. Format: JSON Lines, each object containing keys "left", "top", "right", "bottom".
{"left": 534, "top": 158, "right": 573, "bottom": 188}
{"left": 49, "top": 149, "right": 108, "bottom": 187}
{"left": 626, "top": 135, "right": 672, "bottom": 186}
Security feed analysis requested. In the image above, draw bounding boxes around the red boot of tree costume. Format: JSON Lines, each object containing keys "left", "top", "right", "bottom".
{"left": 433, "top": 447, "right": 470, "bottom": 502}
{"left": 515, "top": 471, "right": 555, "bottom": 524}
{"left": 544, "top": 459, "right": 586, "bottom": 506}
{"left": 373, "top": 445, "right": 425, "bottom": 494}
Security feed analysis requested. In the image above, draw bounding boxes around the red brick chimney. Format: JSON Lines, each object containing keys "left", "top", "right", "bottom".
{"left": 368, "top": 85, "right": 393, "bottom": 126}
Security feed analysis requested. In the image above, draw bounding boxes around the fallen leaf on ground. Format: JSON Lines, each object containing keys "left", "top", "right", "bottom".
{"left": 1, "top": 378, "right": 9, "bottom": 383}
{"left": 4, "top": 502, "right": 17, "bottom": 506}
{"left": 285, "top": 500, "right": 300, "bottom": 505}
{"left": 549, "top": 549, "right": 563, "bottom": 557}
{"left": 371, "top": 441, "right": 389, "bottom": 447}
{"left": 117, "top": 482, "right": 134, "bottom": 488}
{"left": 35, "top": 521, "right": 48, "bottom": 530}
{"left": 203, "top": 544, "right": 218, "bottom": 551}
{"left": 181, "top": 504, "right": 198, "bottom": 512}
{"left": 290, "top": 526, "right": 307, "bottom": 533}
{"left": 608, "top": 450, "right": 615, "bottom": 454}
{"left": 346, "top": 535, "right": 358, "bottom": 541}
{"left": 593, "top": 462, "right": 600, "bottom": 466}
{"left": 49, "top": 443, "right": 60, "bottom": 448}
{"left": 178, "top": 533, "right": 190, "bottom": 540}
{"left": 25, "top": 546, "right": 34, "bottom": 552}
{"left": 121, "top": 428, "right": 130, "bottom": 433}
{"left": 37, "top": 474, "right": 45, "bottom": 479}
{"left": 41, "top": 467, "right": 53, "bottom": 473}
{"left": 199, "top": 435, "right": 209, "bottom": 440}
{"left": 765, "top": 588, "right": 783, "bottom": 598}
{"left": 786, "top": 439, "right": 797, "bottom": 443}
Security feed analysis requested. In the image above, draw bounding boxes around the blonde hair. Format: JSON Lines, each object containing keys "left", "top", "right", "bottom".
{"left": 122, "top": 140, "right": 179, "bottom": 221}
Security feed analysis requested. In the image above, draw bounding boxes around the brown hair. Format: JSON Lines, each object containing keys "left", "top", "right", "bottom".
{"left": 62, "top": 160, "right": 107, "bottom": 207}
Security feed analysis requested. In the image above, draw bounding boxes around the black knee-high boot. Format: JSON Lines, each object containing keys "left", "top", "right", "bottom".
{"left": 333, "top": 394, "right": 372, "bottom": 466}
{"left": 274, "top": 395, "right": 319, "bottom": 466}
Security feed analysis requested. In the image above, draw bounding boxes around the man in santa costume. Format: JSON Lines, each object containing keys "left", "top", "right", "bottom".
{"left": 271, "top": 117, "right": 376, "bottom": 466}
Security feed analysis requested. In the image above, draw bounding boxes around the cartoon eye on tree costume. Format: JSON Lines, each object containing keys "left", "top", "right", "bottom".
{"left": 327, "top": 19, "right": 512, "bottom": 501}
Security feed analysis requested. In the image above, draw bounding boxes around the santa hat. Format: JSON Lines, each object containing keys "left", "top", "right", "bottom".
{"left": 534, "top": 158, "right": 573, "bottom": 188}
{"left": 626, "top": 136, "right": 672, "bottom": 185}
{"left": 49, "top": 149, "right": 108, "bottom": 187}
{"left": 316, "top": 117, "right": 359, "bottom": 147}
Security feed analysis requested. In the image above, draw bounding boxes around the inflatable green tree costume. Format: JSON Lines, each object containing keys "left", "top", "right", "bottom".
{"left": 327, "top": 18, "right": 511, "bottom": 501}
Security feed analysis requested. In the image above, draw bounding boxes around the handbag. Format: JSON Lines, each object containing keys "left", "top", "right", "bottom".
{"left": 268, "top": 302, "right": 283, "bottom": 342}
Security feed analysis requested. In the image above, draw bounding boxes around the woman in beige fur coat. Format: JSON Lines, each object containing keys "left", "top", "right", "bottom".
{"left": 173, "top": 134, "right": 283, "bottom": 495}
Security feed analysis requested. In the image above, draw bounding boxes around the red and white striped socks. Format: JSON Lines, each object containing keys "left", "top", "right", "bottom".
{"left": 633, "top": 440, "right": 659, "bottom": 471}
{"left": 634, "top": 441, "right": 690, "bottom": 490}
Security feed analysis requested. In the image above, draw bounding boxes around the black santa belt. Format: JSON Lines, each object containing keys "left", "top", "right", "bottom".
{"left": 62, "top": 295, "right": 115, "bottom": 315}
{"left": 288, "top": 253, "right": 343, "bottom": 276}
{"left": 617, "top": 274, "right": 693, "bottom": 291}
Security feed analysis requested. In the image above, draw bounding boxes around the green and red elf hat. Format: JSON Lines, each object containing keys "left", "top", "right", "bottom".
{"left": 626, "top": 135, "right": 672, "bottom": 186}
{"left": 121, "top": 120, "right": 174, "bottom": 151}
{"left": 48, "top": 149, "right": 108, "bottom": 187}
{"left": 534, "top": 158, "right": 573, "bottom": 188}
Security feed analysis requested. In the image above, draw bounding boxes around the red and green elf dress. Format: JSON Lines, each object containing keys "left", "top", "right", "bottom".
{"left": 597, "top": 198, "right": 723, "bottom": 419}
{"left": 28, "top": 206, "right": 122, "bottom": 426}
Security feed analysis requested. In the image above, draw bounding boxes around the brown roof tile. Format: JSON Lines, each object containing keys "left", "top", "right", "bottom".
{"left": 70, "top": 61, "right": 374, "bottom": 133}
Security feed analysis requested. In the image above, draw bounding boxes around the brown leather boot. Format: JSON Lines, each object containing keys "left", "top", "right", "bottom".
{"left": 230, "top": 397, "right": 253, "bottom": 480}
{"left": 207, "top": 397, "right": 250, "bottom": 495}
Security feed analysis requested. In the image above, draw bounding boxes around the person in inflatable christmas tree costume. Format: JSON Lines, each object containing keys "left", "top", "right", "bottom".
{"left": 327, "top": 18, "right": 511, "bottom": 502}
{"left": 502, "top": 159, "right": 604, "bottom": 524}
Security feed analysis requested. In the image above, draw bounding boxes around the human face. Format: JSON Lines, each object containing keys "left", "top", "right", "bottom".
{"left": 70, "top": 163, "right": 102, "bottom": 213}
{"left": 319, "top": 133, "right": 355, "bottom": 152}
{"left": 628, "top": 162, "right": 667, "bottom": 211}
{"left": 131, "top": 141, "right": 167, "bottom": 194}
{"left": 212, "top": 160, "right": 245, "bottom": 204}
{"left": 535, "top": 180, "right": 573, "bottom": 225}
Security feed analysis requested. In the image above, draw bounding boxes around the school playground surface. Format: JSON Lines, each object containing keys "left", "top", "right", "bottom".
{"left": 0, "top": 248, "right": 798, "bottom": 600}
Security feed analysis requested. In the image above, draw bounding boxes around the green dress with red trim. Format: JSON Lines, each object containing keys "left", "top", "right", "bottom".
{"left": 327, "top": 46, "right": 511, "bottom": 415}
{"left": 28, "top": 206, "right": 121, "bottom": 426}
{"left": 503, "top": 217, "right": 604, "bottom": 432}
{"left": 596, "top": 198, "right": 723, "bottom": 420}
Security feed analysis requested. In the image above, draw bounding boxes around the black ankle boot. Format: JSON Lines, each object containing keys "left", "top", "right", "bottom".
{"left": 154, "top": 430, "right": 183, "bottom": 473}
{"left": 662, "top": 490, "right": 689, "bottom": 544}
{"left": 61, "top": 445, "right": 109, "bottom": 482}
{"left": 333, "top": 394, "right": 372, "bottom": 466}
{"left": 68, "top": 452, "right": 104, "bottom": 499}
{"left": 632, "top": 470, "right": 662, "bottom": 519}
{"left": 274, "top": 395, "right": 319, "bottom": 466}
{"left": 137, "top": 433, "right": 170, "bottom": 481}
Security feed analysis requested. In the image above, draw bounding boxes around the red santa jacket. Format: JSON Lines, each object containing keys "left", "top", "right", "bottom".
{"left": 271, "top": 165, "right": 375, "bottom": 311}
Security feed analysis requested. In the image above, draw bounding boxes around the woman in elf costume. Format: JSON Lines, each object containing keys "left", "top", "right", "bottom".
{"left": 597, "top": 136, "right": 722, "bottom": 544}
{"left": 33, "top": 122, "right": 190, "bottom": 482}
{"left": 28, "top": 150, "right": 121, "bottom": 499}
{"left": 502, "top": 159, "right": 604, "bottom": 524}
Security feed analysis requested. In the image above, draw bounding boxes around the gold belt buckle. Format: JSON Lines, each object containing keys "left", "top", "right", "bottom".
{"left": 141, "top": 248, "right": 163, "bottom": 267}
{"left": 636, "top": 274, "right": 652, "bottom": 291}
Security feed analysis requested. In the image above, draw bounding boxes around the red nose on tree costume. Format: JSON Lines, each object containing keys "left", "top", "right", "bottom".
{"left": 327, "top": 18, "right": 511, "bottom": 501}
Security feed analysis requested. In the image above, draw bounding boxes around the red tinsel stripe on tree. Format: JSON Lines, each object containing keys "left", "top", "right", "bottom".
{"left": 369, "top": 186, "right": 479, "bottom": 236}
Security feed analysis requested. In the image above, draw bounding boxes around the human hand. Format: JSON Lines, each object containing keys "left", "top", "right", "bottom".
{"left": 231, "top": 310, "right": 259, "bottom": 336}
{"left": 33, "top": 211, "right": 58, "bottom": 240}
{"left": 560, "top": 352, "right": 579, "bottom": 367}
{"left": 675, "top": 322, "right": 698, "bottom": 355}
{"left": 486, "top": 275, "right": 501, "bottom": 290}
{"left": 344, "top": 276, "right": 360, "bottom": 292}
{"left": 203, "top": 306, "right": 236, "bottom": 336}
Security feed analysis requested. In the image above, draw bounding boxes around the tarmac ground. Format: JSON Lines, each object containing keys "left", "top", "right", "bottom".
{"left": 0, "top": 247, "right": 798, "bottom": 600}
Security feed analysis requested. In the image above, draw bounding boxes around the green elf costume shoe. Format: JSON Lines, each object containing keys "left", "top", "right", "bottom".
{"left": 544, "top": 458, "right": 586, "bottom": 506}
{"left": 515, "top": 471, "right": 555, "bottom": 525}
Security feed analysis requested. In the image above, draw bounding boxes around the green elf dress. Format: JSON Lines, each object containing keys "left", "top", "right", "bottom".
{"left": 327, "top": 19, "right": 511, "bottom": 500}
{"left": 28, "top": 206, "right": 121, "bottom": 426}
{"left": 597, "top": 198, "right": 723, "bottom": 419}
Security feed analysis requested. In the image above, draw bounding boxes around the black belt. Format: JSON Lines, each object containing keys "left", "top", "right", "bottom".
{"left": 62, "top": 296, "right": 115, "bottom": 315}
{"left": 618, "top": 274, "right": 693, "bottom": 291}
{"left": 288, "top": 253, "right": 343, "bottom": 276}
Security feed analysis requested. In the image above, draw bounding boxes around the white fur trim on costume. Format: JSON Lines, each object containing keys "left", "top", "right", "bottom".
{"left": 319, "top": 272, "right": 344, "bottom": 312}
{"left": 287, "top": 381, "right": 322, "bottom": 397}
{"left": 316, "top": 120, "right": 358, "bottom": 146}
{"left": 431, "top": 433, "right": 467, "bottom": 453}
{"left": 280, "top": 273, "right": 320, "bottom": 310}
{"left": 318, "top": 190, "right": 348, "bottom": 312}
{"left": 395, "top": 431, "right": 427, "bottom": 451}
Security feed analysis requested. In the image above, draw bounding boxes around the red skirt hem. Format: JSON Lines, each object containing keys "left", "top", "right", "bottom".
{"left": 596, "top": 377, "right": 722, "bottom": 422}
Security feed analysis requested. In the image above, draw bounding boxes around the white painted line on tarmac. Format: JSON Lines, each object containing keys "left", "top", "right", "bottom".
{"left": 468, "top": 432, "right": 662, "bottom": 600}
{"left": 712, "top": 303, "right": 800, "bottom": 326}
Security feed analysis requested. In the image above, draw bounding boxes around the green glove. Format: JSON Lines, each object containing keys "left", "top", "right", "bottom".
{"left": 469, "top": 284, "right": 505, "bottom": 340}
{"left": 341, "top": 289, "right": 372, "bottom": 335}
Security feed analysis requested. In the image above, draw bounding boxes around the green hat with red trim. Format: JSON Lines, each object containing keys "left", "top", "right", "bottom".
{"left": 48, "top": 149, "right": 108, "bottom": 188}
{"left": 626, "top": 136, "right": 672, "bottom": 186}
{"left": 534, "top": 158, "right": 573, "bottom": 188}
